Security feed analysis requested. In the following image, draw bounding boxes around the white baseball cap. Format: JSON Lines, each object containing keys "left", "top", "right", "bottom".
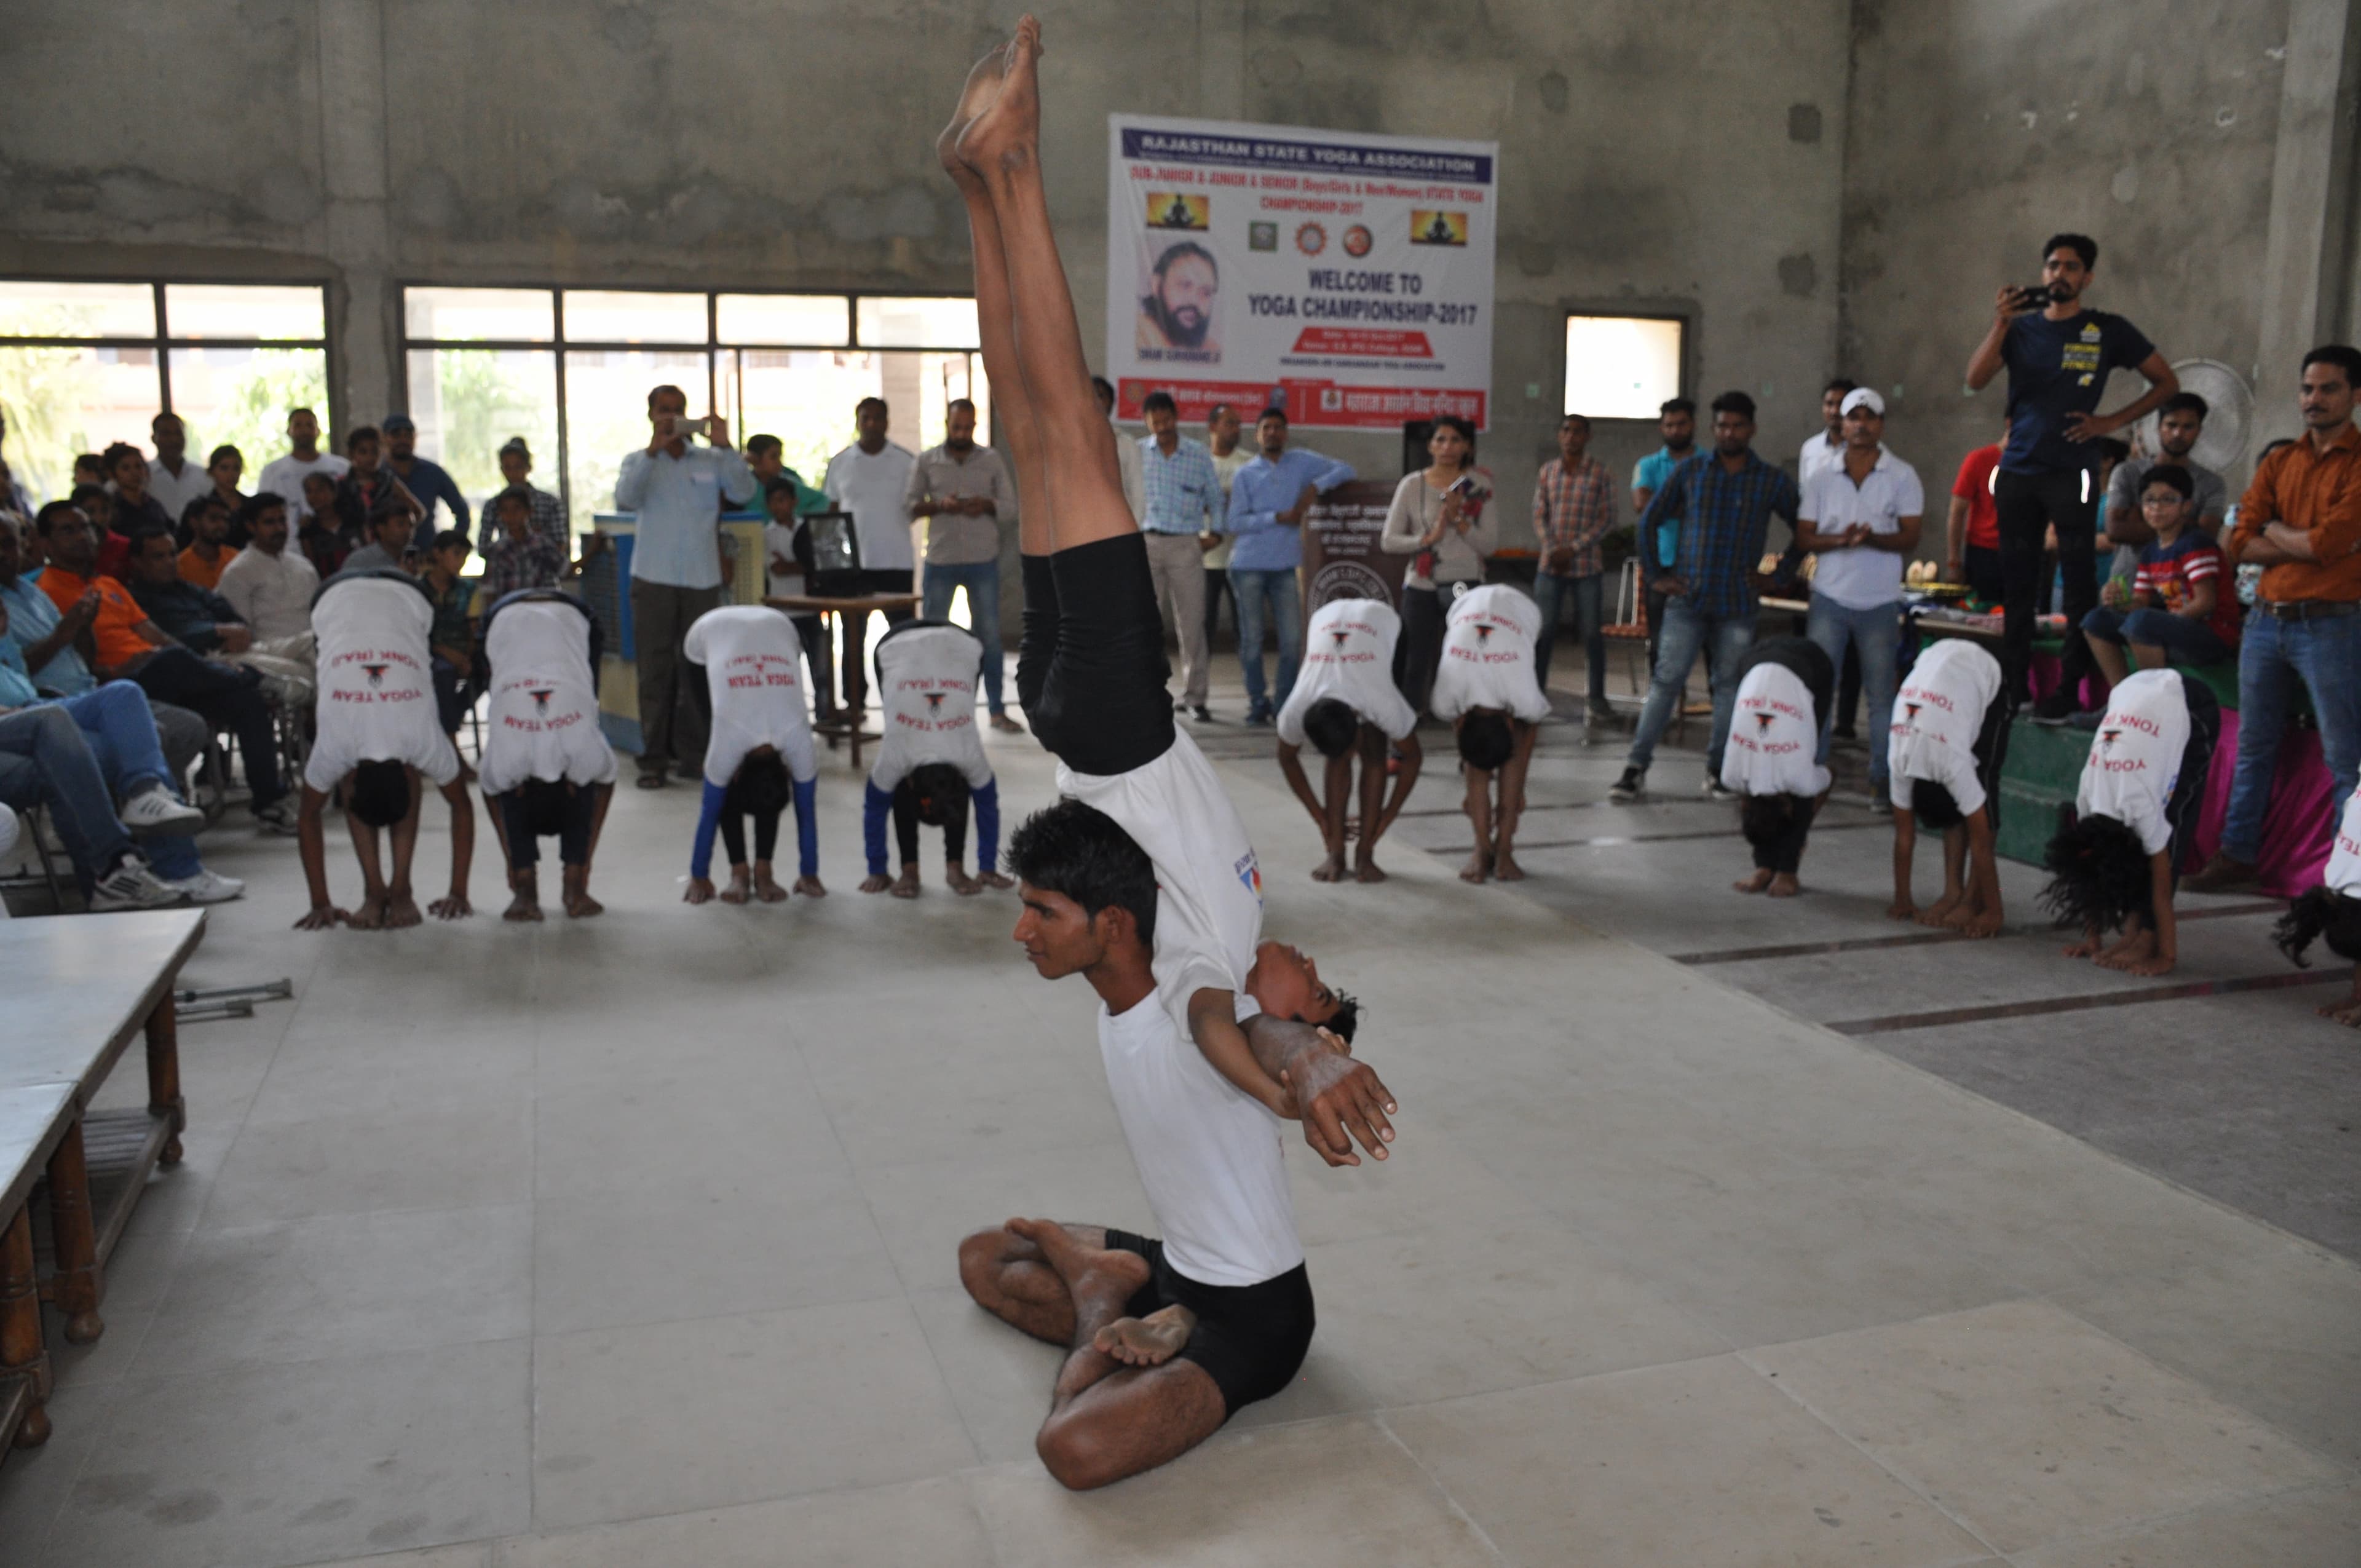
{"left": 1839, "top": 387, "right": 1886, "bottom": 418}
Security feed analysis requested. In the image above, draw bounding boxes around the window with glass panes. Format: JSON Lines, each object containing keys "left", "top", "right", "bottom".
{"left": 399, "top": 287, "right": 989, "bottom": 538}
{"left": 0, "top": 280, "right": 329, "bottom": 509}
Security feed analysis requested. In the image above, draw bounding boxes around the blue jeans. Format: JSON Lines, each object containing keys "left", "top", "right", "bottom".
{"left": 1628, "top": 596, "right": 1756, "bottom": 775}
{"left": 0, "top": 705, "right": 135, "bottom": 888}
{"left": 2221, "top": 608, "right": 2361, "bottom": 863}
{"left": 1806, "top": 597, "right": 1901, "bottom": 788}
{"left": 50, "top": 683, "right": 202, "bottom": 879}
{"left": 2079, "top": 605, "right": 2231, "bottom": 667}
{"left": 1230, "top": 568, "right": 1304, "bottom": 715}
{"left": 922, "top": 560, "right": 1006, "bottom": 713}
{"left": 1533, "top": 570, "right": 1607, "bottom": 705}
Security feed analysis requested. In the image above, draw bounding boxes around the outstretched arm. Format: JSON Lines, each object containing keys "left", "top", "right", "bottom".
{"left": 1185, "top": 988, "right": 1291, "bottom": 1119}
{"left": 1275, "top": 740, "right": 1329, "bottom": 835}
{"left": 1241, "top": 1012, "right": 1396, "bottom": 1167}
{"left": 1370, "top": 729, "right": 1423, "bottom": 842}
{"left": 293, "top": 785, "right": 346, "bottom": 929}
{"left": 432, "top": 775, "right": 474, "bottom": 919}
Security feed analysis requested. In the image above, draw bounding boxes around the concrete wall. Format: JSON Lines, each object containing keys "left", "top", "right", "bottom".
{"left": 0, "top": 0, "right": 1853, "bottom": 547}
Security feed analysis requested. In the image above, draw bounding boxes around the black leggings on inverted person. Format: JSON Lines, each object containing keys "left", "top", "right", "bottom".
{"left": 1019, "top": 535, "right": 1175, "bottom": 777}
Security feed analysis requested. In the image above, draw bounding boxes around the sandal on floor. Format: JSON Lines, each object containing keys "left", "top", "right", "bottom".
{"left": 635, "top": 772, "right": 668, "bottom": 790}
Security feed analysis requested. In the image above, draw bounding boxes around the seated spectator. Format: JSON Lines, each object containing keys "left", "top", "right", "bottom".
{"left": 296, "top": 569, "right": 475, "bottom": 930}
{"left": 33, "top": 502, "right": 293, "bottom": 833}
{"left": 1431, "top": 583, "right": 1549, "bottom": 885}
{"left": 477, "top": 591, "right": 614, "bottom": 919}
{"left": 73, "top": 483, "right": 124, "bottom": 578}
{"left": 1888, "top": 638, "right": 2009, "bottom": 936}
{"left": 419, "top": 530, "right": 480, "bottom": 745}
{"left": 494, "top": 437, "right": 568, "bottom": 550}
{"left": 105, "top": 441, "right": 175, "bottom": 539}
{"left": 1273, "top": 597, "right": 1423, "bottom": 884}
{"left": 0, "top": 702, "right": 187, "bottom": 909}
{"left": 1723, "top": 636, "right": 1837, "bottom": 898}
{"left": 682, "top": 604, "right": 821, "bottom": 904}
{"left": 70, "top": 453, "right": 105, "bottom": 490}
{"left": 482, "top": 485, "right": 570, "bottom": 600}
{"left": 858, "top": 621, "right": 1005, "bottom": 898}
{"left": 215, "top": 495, "right": 320, "bottom": 644}
{"left": 339, "top": 495, "right": 419, "bottom": 576}
{"left": 124, "top": 528, "right": 314, "bottom": 704}
{"left": 298, "top": 470, "right": 350, "bottom": 577}
{"left": 2072, "top": 465, "right": 2239, "bottom": 703}
{"left": 177, "top": 494, "right": 240, "bottom": 588}
{"left": 2042, "top": 668, "right": 2220, "bottom": 979}
{"left": 203, "top": 445, "right": 251, "bottom": 545}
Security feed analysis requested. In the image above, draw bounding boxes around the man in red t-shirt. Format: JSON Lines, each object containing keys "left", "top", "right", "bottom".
{"left": 1945, "top": 422, "right": 2009, "bottom": 604}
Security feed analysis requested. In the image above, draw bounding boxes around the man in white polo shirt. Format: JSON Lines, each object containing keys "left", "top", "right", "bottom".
{"left": 823, "top": 397, "right": 919, "bottom": 716}
{"left": 613, "top": 384, "right": 755, "bottom": 790}
{"left": 1797, "top": 386, "right": 1922, "bottom": 814}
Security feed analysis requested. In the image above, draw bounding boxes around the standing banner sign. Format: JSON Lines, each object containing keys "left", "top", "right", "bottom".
{"left": 1302, "top": 480, "right": 1411, "bottom": 610}
{"left": 1105, "top": 114, "right": 1498, "bottom": 431}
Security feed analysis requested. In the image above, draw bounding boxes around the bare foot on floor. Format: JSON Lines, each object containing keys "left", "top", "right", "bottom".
{"left": 1312, "top": 852, "right": 1345, "bottom": 882}
{"left": 1916, "top": 891, "right": 1962, "bottom": 929}
{"left": 1094, "top": 1304, "right": 1196, "bottom": 1367}
{"left": 892, "top": 866, "right": 922, "bottom": 900}
{"left": 721, "top": 870, "right": 751, "bottom": 905}
{"left": 504, "top": 887, "right": 544, "bottom": 922}
{"left": 754, "top": 867, "right": 789, "bottom": 904}
{"left": 1767, "top": 872, "right": 1800, "bottom": 898}
{"left": 2095, "top": 927, "right": 2156, "bottom": 973}
{"left": 947, "top": 866, "right": 983, "bottom": 896}
{"left": 2319, "top": 994, "right": 2361, "bottom": 1026}
{"left": 1459, "top": 849, "right": 1490, "bottom": 884}
{"left": 1006, "top": 1217, "right": 1148, "bottom": 1341}
{"left": 1733, "top": 868, "right": 1773, "bottom": 895}
{"left": 956, "top": 15, "right": 1042, "bottom": 180}
{"left": 1493, "top": 850, "right": 1525, "bottom": 882}
{"left": 2063, "top": 932, "right": 2103, "bottom": 959}
{"left": 561, "top": 869, "right": 603, "bottom": 919}
{"left": 1355, "top": 857, "right": 1387, "bottom": 884}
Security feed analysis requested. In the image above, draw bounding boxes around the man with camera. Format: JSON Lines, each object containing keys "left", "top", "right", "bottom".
{"left": 614, "top": 384, "right": 754, "bottom": 789}
{"left": 1964, "top": 234, "right": 2179, "bottom": 716}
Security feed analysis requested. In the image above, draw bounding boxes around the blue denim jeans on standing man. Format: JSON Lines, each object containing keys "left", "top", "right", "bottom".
{"left": 1533, "top": 569, "right": 1608, "bottom": 707}
{"left": 2220, "top": 606, "right": 2361, "bottom": 864}
{"left": 1627, "top": 596, "right": 1757, "bottom": 776}
{"left": 1229, "top": 567, "right": 1304, "bottom": 718}
{"left": 921, "top": 559, "right": 1007, "bottom": 715}
{"left": 1806, "top": 596, "right": 1901, "bottom": 789}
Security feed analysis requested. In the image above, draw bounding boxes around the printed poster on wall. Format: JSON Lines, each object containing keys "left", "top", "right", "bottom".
{"left": 1105, "top": 114, "right": 1498, "bottom": 430}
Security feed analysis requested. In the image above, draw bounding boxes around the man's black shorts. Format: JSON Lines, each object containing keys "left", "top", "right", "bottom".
{"left": 1102, "top": 1228, "right": 1314, "bottom": 1417}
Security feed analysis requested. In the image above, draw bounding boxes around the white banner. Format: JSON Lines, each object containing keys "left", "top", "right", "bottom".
{"left": 1104, "top": 114, "right": 1498, "bottom": 430}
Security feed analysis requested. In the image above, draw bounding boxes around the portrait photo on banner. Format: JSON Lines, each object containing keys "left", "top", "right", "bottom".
{"left": 1135, "top": 189, "right": 1222, "bottom": 363}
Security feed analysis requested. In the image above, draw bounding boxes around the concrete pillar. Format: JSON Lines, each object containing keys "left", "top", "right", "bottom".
{"left": 316, "top": 0, "right": 398, "bottom": 443}
{"left": 2254, "top": 0, "right": 2361, "bottom": 449}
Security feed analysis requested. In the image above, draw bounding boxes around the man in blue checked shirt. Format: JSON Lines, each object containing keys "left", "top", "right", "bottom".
{"left": 1137, "top": 390, "right": 1225, "bottom": 720}
{"left": 1612, "top": 390, "right": 1801, "bottom": 804}
{"left": 1224, "top": 407, "right": 1356, "bottom": 724}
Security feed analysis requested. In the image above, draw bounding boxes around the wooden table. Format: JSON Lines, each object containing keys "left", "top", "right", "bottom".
{"left": 0, "top": 910, "right": 203, "bottom": 1353}
{"left": 763, "top": 593, "right": 925, "bottom": 771}
{"left": 0, "top": 1082, "right": 75, "bottom": 1452}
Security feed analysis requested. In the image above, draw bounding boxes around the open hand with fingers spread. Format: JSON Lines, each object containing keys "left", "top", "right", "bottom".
{"left": 1279, "top": 1040, "right": 1396, "bottom": 1168}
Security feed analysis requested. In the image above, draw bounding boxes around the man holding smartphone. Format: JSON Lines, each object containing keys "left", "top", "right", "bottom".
{"left": 614, "top": 384, "right": 754, "bottom": 789}
{"left": 1964, "top": 234, "right": 2178, "bottom": 716}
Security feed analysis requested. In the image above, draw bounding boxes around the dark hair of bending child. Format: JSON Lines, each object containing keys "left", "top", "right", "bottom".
{"left": 2041, "top": 810, "right": 2177, "bottom": 975}
{"left": 2276, "top": 887, "right": 2361, "bottom": 1028}
{"left": 1455, "top": 708, "right": 1536, "bottom": 884}
{"left": 686, "top": 748, "right": 820, "bottom": 905}
{"left": 1275, "top": 697, "right": 1424, "bottom": 884}
{"left": 862, "top": 761, "right": 1008, "bottom": 898}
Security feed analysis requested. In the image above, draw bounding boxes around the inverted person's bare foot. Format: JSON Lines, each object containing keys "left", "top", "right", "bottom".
{"left": 1311, "top": 851, "right": 1345, "bottom": 882}
{"left": 939, "top": 43, "right": 1010, "bottom": 185}
{"left": 892, "top": 865, "right": 922, "bottom": 900}
{"left": 947, "top": 866, "right": 983, "bottom": 895}
{"left": 1459, "top": 849, "right": 1490, "bottom": 884}
{"left": 1917, "top": 890, "right": 1963, "bottom": 929}
{"left": 754, "top": 865, "right": 789, "bottom": 903}
{"left": 956, "top": 15, "right": 1041, "bottom": 180}
{"left": 504, "top": 872, "right": 544, "bottom": 922}
{"left": 1355, "top": 857, "right": 1387, "bottom": 884}
{"left": 1005, "top": 1216, "right": 1147, "bottom": 1342}
{"left": 561, "top": 868, "right": 603, "bottom": 918}
{"left": 2319, "top": 990, "right": 2361, "bottom": 1026}
{"left": 1734, "top": 868, "right": 1773, "bottom": 895}
{"left": 1094, "top": 1304, "right": 1196, "bottom": 1367}
{"left": 1766, "top": 872, "right": 1800, "bottom": 898}
{"left": 2095, "top": 927, "right": 2156, "bottom": 972}
{"left": 1493, "top": 850, "right": 1525, "bottom": 882}
{"left": 721, "top": 869, "right": 751, "bottom": 905}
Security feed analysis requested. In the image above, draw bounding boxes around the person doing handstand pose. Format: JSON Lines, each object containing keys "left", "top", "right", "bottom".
{"left": 860, "top": 620, "right": 1007, "bottom": 897}
{"left": 1273, "top": 596, "right": 1422, "bottom": 883}
{"left": 2275, "top": 777, "right": 2361, "bottom": 1027}
{"left": 938, "top": 18, "right": 1396, "bottom": 1491}
{"left": 1887, "top": 637, "right": 2010, "bottom": 936}
{"left": 476, "top": 590, "right": 615, "bottom": 920}
{"left": 295, "top": 569, "right": 474, "bottom": 929}
{"left": 682, "top": 603, "right": 821, "bottom": 905}
{"left": 1428, "top": 582, "right": 1549, "bottom": 884}
{"left": 1723, "top": 635, "right": 1836, "bottom": 897}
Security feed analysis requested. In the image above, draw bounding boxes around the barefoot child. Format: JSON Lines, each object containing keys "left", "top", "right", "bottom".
{"left": 477, "top": 590, "right": 615, "bottom": 920}
{"left": 1428, "top": 582, "right": 1548, "bottom": 884}
{"left": 860, "top": 620, "right": 1007, "bottom": 898}
{"left": 295, "top": 569, "right": 475, "bottom": 930}
{"left": 683, "top": 603, "right": 822, "bottom": 905}
{"left": 1887, "top": 636, "right": 2009, "bottom": 936}
{"left": 2274, "top": 777, "right": 2361, "bottom": 1027}
{"left": 1273, "top": 596, "right": 1422, "bottom": 883}
{"left": 1723, "top": 635, "right": 1835, "bottom": 898}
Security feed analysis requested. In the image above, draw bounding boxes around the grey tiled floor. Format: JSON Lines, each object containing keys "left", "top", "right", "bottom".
{"left": 0, "top": 660, "right": 2354, "bottom": 1567}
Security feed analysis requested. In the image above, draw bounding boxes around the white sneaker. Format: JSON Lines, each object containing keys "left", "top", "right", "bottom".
{"left": 89, "top": 857, "right": 186, "bottom": 911}
{"left": 121, "top": 786, "right": 205, "bottom": 836}
{"left": 1702, "top": 778, "right": 1738, "bottom": 802}
{"left": 161, "top": 868, "right": 245, "bottom": 905}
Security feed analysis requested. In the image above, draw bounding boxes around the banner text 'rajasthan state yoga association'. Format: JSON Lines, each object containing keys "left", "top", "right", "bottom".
{"left": 1104, "top": 114, "right": 1498, "bottom": 430}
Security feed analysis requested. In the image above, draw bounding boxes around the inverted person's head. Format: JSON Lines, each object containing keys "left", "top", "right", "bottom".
{"left": 1455, "top": 709, "right": 1515, "bottom": 773}
{"left": 1301, "top": 697, "right": 1360, "bottom": 759}
{"left": 908, "top": 762, "right": 970, "bottom": 828}
{"left": 2275, "top": 886, "right": 2361, "bottom": 968}
{"left": 727, "top": 748, "right": 793, "bottom": 818}
{"left": 1007, "top": 798, "right": 1157, "bottom": 978}
{"left": 2039, "top": 809, "right": 2153, "bottom": 933}
{"left": 347, "top": 760, "right": 413, "bottom": 828}
{"left": 1244, "top": 940, "right": 1356, "bottom": 1042}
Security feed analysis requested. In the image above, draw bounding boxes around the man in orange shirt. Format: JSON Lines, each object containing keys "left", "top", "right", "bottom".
{"left": 2187, "top": 345, "right": 2361, "bottom": 892}
{"left": 176, "top": 495, "right": 240, "bottom": 590}
{"left": 31, "top": 502, "right": 293, "bottom": 831}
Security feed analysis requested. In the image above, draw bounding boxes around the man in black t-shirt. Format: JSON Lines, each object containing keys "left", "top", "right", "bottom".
{"left": 1964, "top": 233, "right": 2178, "bottom": 715}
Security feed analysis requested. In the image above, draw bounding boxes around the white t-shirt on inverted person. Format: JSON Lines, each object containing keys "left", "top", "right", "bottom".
{"left": 1722, "top": 661, "right": 1831, "bottom": 798}
{"left": 871, "top": 623, "right": 992, "bottom": 793}
{"left": 1278, "top": 598, "right": 1417, "bottom": 745}
{"left": 1099, "top": 987, "right": 1302, "bottom": 1288}
{"left": 2075, "top": 668, "right": 2190, "bottom": 857}
{"left": 305, "top": 574, "right": 459, "bottom": 792}
{"left": 684, "top": 605, "right": 818, "bottom": 786}
{"left": 1430, "top": 582, "right": 1549, "bottom": 724}
{"left": 478, "top": 599, "right": 617, "bottom": 797}
{"left": 1887, "top": 638, "right": 2001, "bottom": 819}
{"left": 2326, "top": 781, "right": 2361, "bottom": 898}
{"left": 1059, "top": 729, "right": 1263, "bottom": 1009}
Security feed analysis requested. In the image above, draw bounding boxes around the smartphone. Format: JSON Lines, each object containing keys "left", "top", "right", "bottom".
{"left": 670, "top": 414, "right": 710, "bottom": 441}
{"left": 2011, "top": 284, "right": 2054, "bottom": 312}
{"left": 1446, "top": 474, "right": 1475, "bottom": 496}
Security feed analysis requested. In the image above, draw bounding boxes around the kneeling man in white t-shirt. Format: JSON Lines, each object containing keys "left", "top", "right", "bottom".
{"left": 1274, "top": 597, "right": 1423, "bottom": 884}
{"left": 1430, "top": 583, "right": 1550, "bottom": 884}
{"left": 295, "top": 569, "right": 475, "bottom": 930}
{"left": 478, "top": 590, "right": 617, "bottom": 921}
{"left": 2041, "top": 668, "right": 2220, "bottom": 978}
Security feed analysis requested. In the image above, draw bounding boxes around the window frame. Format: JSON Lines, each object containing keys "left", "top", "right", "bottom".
{"left": 1558, "top": 307, "right": 1693, "bottom": 424}
{"left": 398, "top": 283, "right": 986, "bottom": 528}
{"left": 0, "top": 274, "right": 331, "bottom": 419}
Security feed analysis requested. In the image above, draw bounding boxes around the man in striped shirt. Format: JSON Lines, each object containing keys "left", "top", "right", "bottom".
{"left": 1612, "top": 391, "right": 1801, "bottom": 802}
{"left": 1531, "top": 413, "right": 1619, "bottom": 724}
